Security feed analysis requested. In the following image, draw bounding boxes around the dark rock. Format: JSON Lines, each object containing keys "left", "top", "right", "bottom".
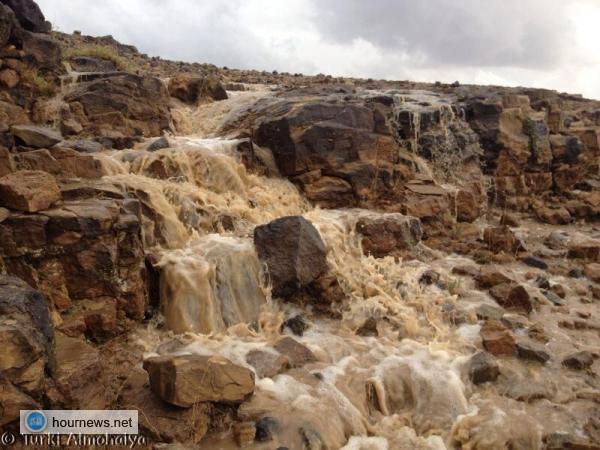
{"left": 22, "top": 31, "right": 61, "bottom": 69}
{"left": 568, "top": 268, "right": 584, "bottom": 278}
{"left": 543, "top": 290, "right": 565, "bottom": 306}
{"left": 254, "top": 216, "right": 327, "bottom": 298}
{"left": 475, "top": 267, "right": 512, "bottom": 288}
{"left": 0, "top": 0, "right": 50, "bottom": 33}
{"left": 255, "top": 416, "right": 279, "bottom": 442}
{"left": 11, "top": 124, "right": 62, "bottom": 148}
{"left": 562, "top": 351, "right": 594, "bottom": 370}
{"left": 60, "top": 139, "right": 104, "bottom": 153}
{"left": 0, "top": 5, "right": 14, "bottom": 48}
{"left": 520, "top": 255, "right": 548, "bottom": 270}
{"left": 483, "top": 226, "right": 525, "bottom": 254}
{"left": 516, "top": 341, "right": 550, "bottom": 363}
{"left": 356, "top": 317, "right": 378, "bottom": 337}
{"left": 489, "top": 283, "right": 533, "bottom": 314}
{"left": 419, "top": 269, "right": 441, "bottom": 286}
{"left": 70, "top": 56, "right": 116, "bottom": 73}
{"left": 273, "top": 336, "right": 316, "bottom": 368}
{"left": 168, "top": 74, "right": 228, "bottom": 103}
{"left": 143, "top": 354, "right": 255, "bottom": 407}
{"left": 147, "top": 136, "right": 169, "bottom": 152}
{"left": 469, "top": 351, "right": 500, "bottom": 384}
{"left": 282, "top": 315, "right": 308, "bottom": 336}
{"left": 544, "top": 432, "right": 600, "bottom": 450}
{"left": 536, "top": 276, "right": 550, "bottom": 289}
{"left": 476, "top": 304, "right": 505, "bottom": 321}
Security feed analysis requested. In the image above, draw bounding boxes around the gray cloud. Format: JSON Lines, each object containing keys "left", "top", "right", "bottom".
{"left": 311, "top": 0, "right": 572, "bottom": 69}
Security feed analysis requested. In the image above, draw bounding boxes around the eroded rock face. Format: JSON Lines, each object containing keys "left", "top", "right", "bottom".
{"left": 0, "top": 198, "right": 148, "bottom": 321}
{"left": 143, "top": 354, "right": 255, "bottom": 407}
{"left": 64, "top": 74, "right": 171, "bottom": 140}
{"left": 254, "top": 216, "right": 328, "bottom": 298}
{"left": 0, "top": 170, "right": 60, "bottom": 212}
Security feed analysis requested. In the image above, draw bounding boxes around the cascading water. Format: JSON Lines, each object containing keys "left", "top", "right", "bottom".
{"left": 90, "top": 92, "right": 550, "bottom": 449}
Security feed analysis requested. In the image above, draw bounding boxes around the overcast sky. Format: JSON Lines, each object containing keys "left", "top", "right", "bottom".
{"left": 38, "top": 0, "right": 600, "bottom": 99}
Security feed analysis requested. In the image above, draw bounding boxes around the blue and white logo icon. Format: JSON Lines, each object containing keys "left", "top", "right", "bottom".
{"left": 25, "top": 411, "right": 47, "bottom": 433}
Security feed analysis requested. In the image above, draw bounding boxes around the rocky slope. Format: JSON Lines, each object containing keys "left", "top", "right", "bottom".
{"left": 0, "top": 1, "right": 598, "bottom": 449}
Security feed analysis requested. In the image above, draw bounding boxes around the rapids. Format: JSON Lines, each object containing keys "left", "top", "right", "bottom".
{"left": 94, "top": 91, "right": 567, "bottom": 449}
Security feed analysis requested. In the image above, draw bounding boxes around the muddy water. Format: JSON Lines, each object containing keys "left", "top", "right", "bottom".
{"left": 96, "top": 91, "right": 595, "bottom": 449}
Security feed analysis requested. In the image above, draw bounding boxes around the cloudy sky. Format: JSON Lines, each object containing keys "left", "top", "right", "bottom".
{"left": 38, "top": 0, "right": 600, "bottom": 99}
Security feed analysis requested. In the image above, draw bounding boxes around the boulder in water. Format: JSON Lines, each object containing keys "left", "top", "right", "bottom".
{"left": 11, "top": 124, "right": 62, "bottom": 148}
{"left": 143, "top": 354, "right": 255, "bottom": 407}
{"left": 254, "top": 215, "right": 328, "bottom": 298}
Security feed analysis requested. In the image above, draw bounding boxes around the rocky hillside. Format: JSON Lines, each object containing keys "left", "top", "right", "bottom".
{"left": 0, "top": 1, "right": 599, "bottom": 449}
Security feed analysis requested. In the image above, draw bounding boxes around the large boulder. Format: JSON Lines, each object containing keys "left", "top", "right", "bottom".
{"left": 11, "top": 124, "right": 62, "bottom": 148}
{"left": 13, "top": 147, "right": 103, "bottom": 180}
{"left": 0, "top": 4, "right": 14, "bottom": 47}
{"left": 168, "top": 74, "right": 228, "bottom": 103}
{"left": 0, "top": 170, "right": 60, "bottom": 212}
{"left": 64, "top": 74, "right": 171, "bottom": 139}
{"left": 143, "top": 354, "right": 255, "bottom": 407}
{"left": 0, "top": 146, "right": 13, "bottom": 176}
{"left": 253, "top": 216, "right": 328, "bottom": 298}
{"left": 0, "top": 0, "right": 50, "bottom": 33}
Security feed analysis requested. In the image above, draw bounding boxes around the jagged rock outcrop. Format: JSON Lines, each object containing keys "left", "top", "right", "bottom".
{"left": 64, "top": 74, "right": 172, "bottom": 143}
{"left": 0, "top": 169, "right": 60, "bottom": 212}
{"left": 0, "top": 0, "right": 50, "bottom": 33}
{"left": 355, "top": 212, "right": 422, "bottom": 258}
{"left": 168, "top": 74, "right": 228, "bottom": 103}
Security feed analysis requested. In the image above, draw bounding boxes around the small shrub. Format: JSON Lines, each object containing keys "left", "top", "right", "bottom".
{"left": 64, "top": 44, "right": 130, "bottom": 71}
{"left": 20, "top": 66, "right": 56, "bottom": 97}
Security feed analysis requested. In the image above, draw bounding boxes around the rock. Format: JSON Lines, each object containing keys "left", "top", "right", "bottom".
{"left": 0, "top": 170, "right": 60, "bottom": 212}
{"left": 64, "top": 74, "right": 171, "bottom": 138}
{"left": 489, "top": 283, "right": 533, "bottom": 314}
{"left": 356, "top": 317, "right": 378, "bottom": 337}
{"left": 452, "top": 265, "right": 480, "bottom": 277}
{"left": 0, "top": 275, "right": 53, "bottom": 400}
{"left": 480, "top": 320, "right": 516, "bottom": 356}
{"left": 0, "top": 146, "right": 13, "bottom": 177}
{"left": 455, "top": 189, "right": 481, "bottom": 222}
{"left": 273, "top": 336, "right": 317, "bottom": 368}
{"left": 568, "top": 268, "right": 584, "bottom": 278}
{"left": 536, "top": 206, "right": 572, "bottom": 225}
{"left": 483, "top": 226, "right": 525, "bottom": 254}
{"left": 255, "top": 416, "right": 279, "bottom": 442}
{"left": 147, "top": 136, "right": 170, "bottom": 152}
{"left": 118, "top": 367, "right": 211, "bottom": 444}
{"left": 60, "top": 139, "right": 103, "bottom": 153}
{"left": 143, "top": 354, "right": 255, "bottom": 407}
{"left": 234, "top": 421, "right": 256, "bottom": 447}
{"left": 282, "top": 315, "right": 308, "bottom": 336}
{"left": 0, "top": 0, "right": 50, "bottom": 33}
{"left": 584, "top": 263, "right": 600, "bottom": 283}
{"left": 21, "top": 31, "right": 61, "bottom": 69}
{"left": 13, "top": 148, "right": 102, "bottom": 179}
{"left": 516, "top": 341, "right": 550, "bottom": 363}
{"left": 70, "top": 56, "right": 116, "bottom": 73}
{"left": 520, "top": 255, "right": 548, "bottom": 270}
{"left": 475, "top": 267, "right": 512, "bottom": 289}
{"left": 544, "top": 432, "right": 600, "bottom": 450}
{"left": 51, "top": 333, "right": 105, "bottom": 409}
{"left": 0, "top": 67, "right": 18, "bottom": 88}
{"left": 499, "top": 213, "right": 519, "bottom": 227}
{"left": 254, "top": 216, "right": 328, "bottom": 298}
{"left": 245, "top": 349, "right": 290, "bottom": 379}
{"left": 562, "top": 351, "right": 594, "bottom": 370}
{"left": 0, "top": 4, "right": 14, "bottom": 48}
{"left": 568, "top": 241, "right": 600, "bottom": 262}
{"left": 476, "top": 304, "right": 505, "bottom": 321}
{"left": 469, "top": 351, "right": 500, "bottom": 384}
{"left": 356, "top": 213, "right": 422, "bottom": 258}
{"left": 543, "top": 290, "right": 565, "bottom": 306}
{"left": 0, "top": 206, "right": 8, "bottom": 222}
{"left": 11, "top": 125, "right": 62, "bottom": 148}
{"left": 168, "top": 74, "right": 228, "bottom": 103}
{"left": 0, "top": 198, "right": 148, "bottom": 320}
